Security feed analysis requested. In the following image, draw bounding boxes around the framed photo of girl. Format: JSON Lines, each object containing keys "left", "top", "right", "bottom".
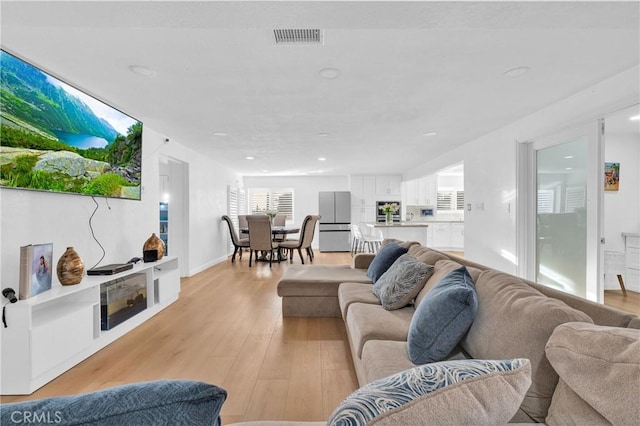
{"left": 19, "top": 243, "right": 53, "bottom": 299}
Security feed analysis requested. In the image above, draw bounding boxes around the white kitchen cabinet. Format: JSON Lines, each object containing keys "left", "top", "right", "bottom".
{"left": 352, "top": 206, "right": 377, "bottom": 225}
{"left": 404, "top": 180, "right": 418, "bottom": 205}
{"left": 351, "top": 175, "right": 376, "bottom": 206}
{"left": 419, "top": 175, "right": 438, "bottom": 206}
{"left": 375, "top": 175, "right": 402, "bottom": 198}
{"left": 432, "top": 223, "right": 451, "bottom": 249}
{"left": 426, "top": 226, "right": 434, "bottom": 247}
{"left": 623, "top": 234, "right": 640, "bottom": 293}
{"left": 351, "top": 175, "right": 377, "bottom": 225}
{"left": 404, "top": 175, "right": 437, "bottom": 206}
{"left": 450, "top": 223, "right": 464, "bottom": 250}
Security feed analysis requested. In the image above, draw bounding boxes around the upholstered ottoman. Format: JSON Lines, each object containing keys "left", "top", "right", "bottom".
{"left": 277, "top": 264, "right": 372, "bottom": 317}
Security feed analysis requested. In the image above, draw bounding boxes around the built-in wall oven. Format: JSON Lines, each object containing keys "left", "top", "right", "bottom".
{"left": 376, "top": 201, "right": 402, "bottom": 223}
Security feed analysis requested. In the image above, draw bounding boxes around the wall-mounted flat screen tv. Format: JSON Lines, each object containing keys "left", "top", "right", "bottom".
{"left": 0, "top": 49, "right": 142, "bottom": 200}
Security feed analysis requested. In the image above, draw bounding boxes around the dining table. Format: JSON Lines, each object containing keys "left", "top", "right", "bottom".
{"left": 240, "top": 225, "right": 301, "bottom": 261}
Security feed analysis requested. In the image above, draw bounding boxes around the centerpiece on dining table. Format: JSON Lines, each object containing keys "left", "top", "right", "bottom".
{"left": 381, "top": 203, "right": 399, "bottom": 225}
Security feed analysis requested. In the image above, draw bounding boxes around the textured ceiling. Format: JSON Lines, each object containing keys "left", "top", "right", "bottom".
{"left": 2, "top": 1, "right": 639, "bottom": 176}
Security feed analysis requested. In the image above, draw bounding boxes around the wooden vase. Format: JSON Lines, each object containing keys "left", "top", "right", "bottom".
{"left": 57, "top": 247, "right": 84, "bottom": 286}
{"left": 143, "top": 233, "right": 165, "bottom": 260}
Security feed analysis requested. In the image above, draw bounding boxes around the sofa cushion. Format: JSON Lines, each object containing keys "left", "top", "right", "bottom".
{"left": 327, "top": 358, "right": 531, "bottom": 426}
{"left": 406, "top": 244, "right": 450, "bottom": 266}
{"left": 338, "top": 282, "right": 380, "bottom": 319}
{"left": 346, "top": 303, "right": 414, "bottom": 359}
{"left": 360, "top": 340, "right": 471, "bottom": 384}
{"left": 407, "top": 266, "right": 478, "bottom": 364}
{"left": 545, "top": 322, "right": 640, "bottom": 426}
{"left": 366, "top": 242, "right": 408, "bottom": 283}
{"left": 461, "top": 270, "right": 594, "bottom": 423}
{"left": 360, "top": 340, "right": 419, "bottom": 383}
{"left": 415, "top": 259, "right": 482, "bottom": 308}
{"left": 0, "top": 380, "right": 227, "bottom": 426}
{"left": 372, "top": 254, "right": 434, "bottom": 310}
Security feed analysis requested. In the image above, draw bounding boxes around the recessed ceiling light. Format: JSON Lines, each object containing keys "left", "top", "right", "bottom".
{"left": 564, "top": 155, "right": 574, "bottom": 159}
{"left": 630, "top": 115, "right": 640, "bottom": 121}
{"left": 319, "top": 68, "right": 340, "bottom": 79}
{"left": 565, "top": 167, "right": 573, "bottom": 170}
{"left": 128, "top": 65, "right": 156, "bottom": 77}
{"left": 262, "top": 169, "right": 269, "bottom": 173}
{"left": 213, "top": 132, "right": 228, "bottom": 137}
{"left": 503, "top": 66, "right": 530, "bottom": 78}
{"left": 245, "top": 156, "right": 254, "bottom": 160}
{"left": 423, "top": 131, "right": 437, "bottom": 137}
{"left": 318, "top": 157, "right": 326, "bottom": 161}
{"left": 318, "top": 132, "right": 330, "bottom": 137}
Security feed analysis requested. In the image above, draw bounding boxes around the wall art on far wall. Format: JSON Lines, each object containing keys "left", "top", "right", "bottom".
{"left": 19, "top": 243, "right": 54, "bottom": 299}
{"left": 604, "top": 162, "right": 620, "bottom": 191}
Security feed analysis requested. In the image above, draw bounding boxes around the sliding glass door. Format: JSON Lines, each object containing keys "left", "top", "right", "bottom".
{"left": 536, "top": 137, "right": 589, "bottom": 297}
{"left": 528, "top": 121, "right": 602, "bottom": 301}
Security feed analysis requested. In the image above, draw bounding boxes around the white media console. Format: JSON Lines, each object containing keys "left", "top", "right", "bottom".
{"left": 1, "top": 256, "right": 180, "bottom": 395}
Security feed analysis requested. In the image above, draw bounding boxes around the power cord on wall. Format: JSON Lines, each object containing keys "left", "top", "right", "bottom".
{"left": 89, "top": 196, "right": 107, "bottom": 269}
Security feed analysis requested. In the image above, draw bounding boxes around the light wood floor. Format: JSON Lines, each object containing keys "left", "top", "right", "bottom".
{"left": 1, "top": 252, "right": 359, "bottom": 424}
{"left": 604, "top": 290, "right": 640, "bottom": 316}
{"left": 3, "top": 251, "right": 639, "bottom": 423}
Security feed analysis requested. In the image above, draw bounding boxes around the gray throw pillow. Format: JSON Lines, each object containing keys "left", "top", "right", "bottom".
{"left": 327, "top": 358, "right": 531, "bottom": 426}
{"left": 366, "top": 242, "right": 408, "bottom": 283}
{"left": 373, "top": 254, "right": 434, "bottom": 310}
{"left": 407, "top": 266, "right": 478, "bottom": 364}
{"left": 0, "top": 380, "right": 227, "bottom": 426}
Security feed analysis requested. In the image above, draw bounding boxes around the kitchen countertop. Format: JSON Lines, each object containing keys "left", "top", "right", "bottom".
{"left": 367, "top": 221, "right": 463, "bottom": 227}
{"left": 369, "top": 222, "right": 431, "bottom": 228}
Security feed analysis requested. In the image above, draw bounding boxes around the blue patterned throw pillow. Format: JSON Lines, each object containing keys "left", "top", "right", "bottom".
{"left": 327, "top": 358, "right": 531, "bottom": 426}
{"left": 373, "top": 254, "right": 434, "bottom": 310}
{"left": 407, "top": 266, "right": 478, "bottom": 364}
{"left": 0, "top": 380, "right": 227, "bottom": 426}
{"left": 366, "top": 242, "right": 408, "bottom": 283}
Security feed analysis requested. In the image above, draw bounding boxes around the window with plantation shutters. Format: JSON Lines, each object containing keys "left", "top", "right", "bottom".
{"left": 437, "top": 190, "right": 465, "bottom": 211}
{"left": 537, "top": 189, "right": 554, "bottom": 213}
{"left": 456, "top": 191, "right": 465, "bottom": 211}
{"left": 565, "top": 186, "right": 585, "bottom": 212}
{"left": 248, "top": 188, "right": 294, "bottom": 220}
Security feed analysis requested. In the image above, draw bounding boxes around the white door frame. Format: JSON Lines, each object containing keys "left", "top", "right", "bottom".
{"left": 516, "top": 120, "right": 603, "bottom": 302}
{"left": 159, "top": 155, "right": 190, "bottom": 278}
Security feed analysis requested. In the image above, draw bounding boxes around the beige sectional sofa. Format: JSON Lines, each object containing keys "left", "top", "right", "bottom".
{"left": 275, "top": 240, "right": 640, "bottom": 424}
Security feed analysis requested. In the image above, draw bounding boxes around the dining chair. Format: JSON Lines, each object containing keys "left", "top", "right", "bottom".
{"left": 221, "top": 215, "right": 250, "bottom": 262}
{"left": 246, "top": 214, "right": 280, "bottom": 267}
{"left": 362, "top": 223, "right": 384, "bottom": 253}
{"left": 272, "top": 214, "right": 287, "bottom": 242}
{"left": 351, "top": 224, "right": 364, "bottom": 255}
{"left": 279, "top": 215, "right": 320, "bottom": 264}
{"left": 238, "top": 215, "right": 248, "bottom": 229}
{"left": 273, "top": 214, "right": 286, "bottom": 226}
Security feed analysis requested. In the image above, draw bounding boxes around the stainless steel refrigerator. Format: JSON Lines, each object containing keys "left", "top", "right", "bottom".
{"left": 318, "top": 191, "right": 351, "bottom": 252}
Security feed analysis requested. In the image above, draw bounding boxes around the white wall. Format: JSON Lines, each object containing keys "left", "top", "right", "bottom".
{"left": 158, "top": 141, "right": 241, "bottom": 276}
{"left": 0, "top": 126, "right": 241, "bottom": 287}
{"left": 603, "top": 129, "right": 640, "bottom": 289}
{"left": 242, "top": 175, "right": 349, "bottom": 248}
{"left": 1, "top": 127, "right": 164, "bottom": 288}
{"left": 404, "top": 66, "right": 640, "bottom": 275}
{"left": 604, "top": 132, "right": 640, "bottom": 253}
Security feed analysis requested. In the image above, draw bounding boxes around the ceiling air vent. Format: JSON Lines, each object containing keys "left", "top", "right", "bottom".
{"left": 273, "top": 29, "right": 323, "bottom": 45}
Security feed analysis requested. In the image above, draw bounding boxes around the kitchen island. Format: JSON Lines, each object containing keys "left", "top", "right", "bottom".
{"left": 363, "top": 221, "right": 464, "bottom": 250}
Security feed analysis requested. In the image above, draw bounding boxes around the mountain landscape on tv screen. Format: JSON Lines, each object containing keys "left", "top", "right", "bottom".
{"left": 0, "top": 50, "right": 142, "bottom": 199}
